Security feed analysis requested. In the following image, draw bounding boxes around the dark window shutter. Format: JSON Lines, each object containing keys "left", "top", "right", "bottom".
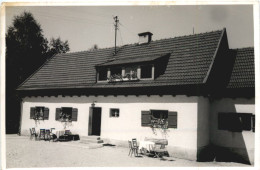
{"left": 71, "top": 108, "right": 78, "bottom": 121}
{"left": 141, "top": 111, "right": 151, "bottom": 127}
{"left": 168, "top": 111, "right": 177, "bottom": 128}
{"left": 43, "top": 108, "right": 49, "bottom": 120}
{"left": 56, "top": 108, "right": 61, "bottom": 121}
{"left": 30, "top": 107, "right": 35, "bottom": 119}
{"left": 252, "top": 114, "right": 255, "bottom": 132}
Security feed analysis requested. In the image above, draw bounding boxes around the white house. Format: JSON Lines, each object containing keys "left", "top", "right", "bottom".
{"left": 17, "top": 28, "right": 255, "bottom": 164}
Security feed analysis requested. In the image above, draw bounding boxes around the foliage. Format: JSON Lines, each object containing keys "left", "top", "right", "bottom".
{"left": 47, "top": 37, "right": 70, "bottom": 57}
{"left": 6, "top": 11, "right": 70, "bottom": 133}
{"left": 150, "top": 118, "right": 168, "bottom": 136}
{"left": 89, "top": 44, "right": 98, "bottom": 51}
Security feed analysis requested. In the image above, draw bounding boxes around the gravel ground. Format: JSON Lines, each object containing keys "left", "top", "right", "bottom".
{"left": 6, "top": 135, "right": 251, "bottom": 168}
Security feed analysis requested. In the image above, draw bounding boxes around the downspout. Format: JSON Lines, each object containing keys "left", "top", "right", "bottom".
{"left": 18, "top": 97, "right": 24, "bottom": 136}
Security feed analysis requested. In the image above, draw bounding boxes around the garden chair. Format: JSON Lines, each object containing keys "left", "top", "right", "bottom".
{"left": 132, "top": 138, "right": 139, "bottom": 156}
{"left": 64, "top": 130, "right": 71, "bottom": 135}
{"left": 45, "top": 129, "right": 51, "bottom": 142}
{"left": 153, "top": 143, "right": 168, "bottom": 158}
{"left": 128, "top": 141, "right": 134, "bottom": 156}
{"left": 29, "top": 128, "right": 37, "bottom": 140}
{"left": 39, "top": 129, "right": 45, "bottom": 140}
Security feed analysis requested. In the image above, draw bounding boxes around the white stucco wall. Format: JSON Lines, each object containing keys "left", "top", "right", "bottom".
{"left": 20, "top": 95, "right": 202, "bottom": 160}
{"left": 210, "top": 98, "right": 255, "bottom": 164}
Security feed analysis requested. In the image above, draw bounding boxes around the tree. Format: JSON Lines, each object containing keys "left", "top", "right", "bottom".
{"left": 89, "top": 44, "right": 98, "bottom": 51}
{"left": 6, "top": 11, "right": 70, "bottom": 133}
{"left": 47, "top": 37, "right": 70, "bottom": 57}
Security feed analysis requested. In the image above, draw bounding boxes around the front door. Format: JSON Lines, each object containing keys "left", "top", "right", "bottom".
{"left": 88, "top": 107, "right": 102, "bottom": 136}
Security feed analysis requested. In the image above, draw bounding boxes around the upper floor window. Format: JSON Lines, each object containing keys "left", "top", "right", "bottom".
{"left": 97, "top": 64, "right": 154, "bottom": 82}
{"left": 98, "top": 68, "right": 107, "bottom": 81}
{"left": 141, "top": 65, "right": 153, "bottom": 79}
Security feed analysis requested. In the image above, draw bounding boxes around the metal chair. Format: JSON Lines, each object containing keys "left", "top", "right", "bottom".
{"left": 29, "top": 128, "right": 38, "bottom": 140}
{"left": 45, "top": 129, "right": 51, "bottom": 142}
{"left": 153, "top": 144, "right": 168, "bottom": 158}
{"left": 39, "top": 129, "right": 45, "bottom": 140}
{"left": 128, "top": 141, "right": 134, "bottom": 156}
{"left": 132, "top": 138, "right": 139, "bottom": 156}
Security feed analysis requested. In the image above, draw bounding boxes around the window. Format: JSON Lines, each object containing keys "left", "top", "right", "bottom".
{"left": 141, "top": 110, "right": 177, "bottom": 128}
{"left": 110, "top": 108, "right": 120, "bottom": 117}
{"left": 111, "top": 67, "right": 122, "bottom": 76}
{"left": 55, "top": 107, "right": 78, "bottom": 121}
{"left": 30, "top": 106, "right": 49, "bottom": 120}
{"left": 218, "top": 112, "right": 255, "bottom": 132}
{"left": 98, "top": 68, "right": 107, "bottom": 81}
{"left": 151, "top": 110, "right": 168, "bottom": 119}
{"left": 141, "top": 65, "right": 153, "bottom": 79}
{"left": 124, "top": 66, "right": 138, "bottom": 79}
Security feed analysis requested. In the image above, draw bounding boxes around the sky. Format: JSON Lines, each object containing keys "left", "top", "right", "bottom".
{"left": 5, "top": 5, "right": 254, "bottom": 52}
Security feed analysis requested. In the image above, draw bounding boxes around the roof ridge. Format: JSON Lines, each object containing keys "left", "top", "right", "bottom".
{"left": 56, "top": 29, "right": 224, "bottom": 56}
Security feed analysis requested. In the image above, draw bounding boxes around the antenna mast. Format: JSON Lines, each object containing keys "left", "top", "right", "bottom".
{"left": 114, "top": 16, "right": 119, "bottom": 55}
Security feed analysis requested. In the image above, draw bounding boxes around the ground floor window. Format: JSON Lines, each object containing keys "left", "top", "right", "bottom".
{"left": 110, "top": 108, "right": 120, "bottom": 117}
{"left": 141, "top": 110, "right": 177, "bottom": 128}
{"left": 30, "top": 106, "right": 49, "bottom": 120}
{"left": 56, "top": 107, "right": 78, "bottom": 121}
{"left": 218, "top": 112, "right": 255, "bottom": 132}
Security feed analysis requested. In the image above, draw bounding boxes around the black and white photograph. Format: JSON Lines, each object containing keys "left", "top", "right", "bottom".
{"left": 1, "top": 1, "right": 259, "bottom": 169}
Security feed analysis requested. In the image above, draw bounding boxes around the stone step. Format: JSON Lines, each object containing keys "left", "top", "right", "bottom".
{"left": 80, "top": 135, "right": 101, "bottom": 140}
{"left": 58, "top": 141, "right": 103, "bottom": 149}
{"left": 80, "top": 139, "right": 104, "bottom": 144}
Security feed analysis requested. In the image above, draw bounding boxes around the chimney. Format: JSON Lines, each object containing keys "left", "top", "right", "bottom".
{"left": 138, "top": 32, "right": 153, "bottom": 44}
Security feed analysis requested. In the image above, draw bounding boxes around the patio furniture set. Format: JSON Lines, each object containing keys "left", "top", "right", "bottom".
{"left": 29, "top": 128, "right": 80, "bottom": 142}
{"left": 128, "top": 138, "right": 168, "bottom": 158}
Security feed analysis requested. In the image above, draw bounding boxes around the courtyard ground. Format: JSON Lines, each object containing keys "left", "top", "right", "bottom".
{"left": 6, "top": 134, "right": 251, "bottom": 168}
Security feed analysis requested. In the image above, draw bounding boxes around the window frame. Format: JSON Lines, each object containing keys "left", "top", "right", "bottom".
{"left": 218, "top": 112, "right": 254, "bottom": 132}
{"left": 110, "top": 108, "right": 120, "bottom": 118}
{"left": 34, "top": 106, "right": 45, "bottom": 120}
{"left": 140, "top": 64, "right": 154, "bottom": 80}
{"left": 150, "top": 109, "right": 168, "bottom": 120}
{"left": 60, "top": 107, "right": 73, "bottom": 122}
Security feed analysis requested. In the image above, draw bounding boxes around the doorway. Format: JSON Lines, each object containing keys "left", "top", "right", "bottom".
{"left": 88, "top": 107, "right": 102, "bottom": 136}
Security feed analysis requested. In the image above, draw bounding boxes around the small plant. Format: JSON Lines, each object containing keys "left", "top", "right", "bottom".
{"left": 150, "top": 118, "right": 168, "bottom": 136}
{"left": 59, "top": 112, "right": 72, "bottom": 122}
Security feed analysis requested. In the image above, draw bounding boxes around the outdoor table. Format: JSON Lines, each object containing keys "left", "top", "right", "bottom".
{"left": 139, "top": 140, "right": 156, "bottom": 152}
{"left": 55, "top": 130, "right": 65, "bottom": 138}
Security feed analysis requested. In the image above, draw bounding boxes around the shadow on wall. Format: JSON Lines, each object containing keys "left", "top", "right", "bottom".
{"left": 197, "top": 99, "right": 254, "bottom": 165}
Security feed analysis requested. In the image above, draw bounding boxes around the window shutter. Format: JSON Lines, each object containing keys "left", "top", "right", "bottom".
{"left": 56, "top": 108, "right": 61, "bottom": 121}
{"left": 71, "top": 108, "right": 78, "bottom": 121}
{"left": 30, "top": 107, "right": 35, "bottom": 119}
{"left": 168, "top": 111, "right": 177, "bottom": 128}
{"left": 252, "top": 114, "right": 255, "bottom": 132}
{"left": 141, "top": 111, "right": 151, "bottom": 127}
{"left": 43, "top": 108, "right": 49, "bottom": 120}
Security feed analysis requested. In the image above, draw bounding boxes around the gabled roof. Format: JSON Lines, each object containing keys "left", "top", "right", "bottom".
{"left": 227, "top": 47, "right": 255, "bottom": 89}
{"left": 17, "top": 28, "right": 253, "bottom": 92}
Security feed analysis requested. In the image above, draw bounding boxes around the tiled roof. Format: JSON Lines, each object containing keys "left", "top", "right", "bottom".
{"left": 227, "top": 47, "right": 255, "bottom": 88}
{"left": 18, "top": 29, "right": 227, "bottom": 90}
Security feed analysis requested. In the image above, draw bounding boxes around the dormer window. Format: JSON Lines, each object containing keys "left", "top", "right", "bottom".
{"left": 96, "top": 53, "right": 170, "bottom": 82}
{"left": 98, "top": 68, "right": 108, "bottom": 81}
{"left": 141, "top": 65, "right": 153, "bottom": 79}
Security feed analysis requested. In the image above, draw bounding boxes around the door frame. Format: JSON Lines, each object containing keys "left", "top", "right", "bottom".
{"left": 88, "top": 107, "right": 102, "bottom": 136}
